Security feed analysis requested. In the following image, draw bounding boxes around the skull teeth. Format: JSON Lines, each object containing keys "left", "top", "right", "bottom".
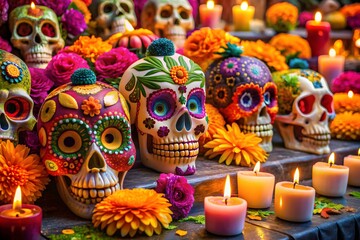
{"left": 239, "top": 124, "right": 273, "bottom": 137}
{"left": 70, "top": 184, "right": 120, "bottom": 204}
{"left": 25, "top": 52, "right": 52, "bottom": 64}
{"left": 302, "top": 135, "right": 331, "bottom": 146}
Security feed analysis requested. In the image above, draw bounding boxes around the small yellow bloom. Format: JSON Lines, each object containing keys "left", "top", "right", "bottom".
{"left": 170, "top": 66, "right": 189, "bottom": 85}
{"left": 81, "top": 96, "right": 102, "bottom": 117}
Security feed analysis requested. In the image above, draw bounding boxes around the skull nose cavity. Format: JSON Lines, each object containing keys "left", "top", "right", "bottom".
{"left": 35, "top": 34, "right": 41, "bottom": 44}
{"left": 174, "top": 18, "right": 180, "bottom": 25}
{"left": 88, "top": 152, "right": 106, "bottom": 173}
{"left": 176, "top": 112, "right": 192, "bottom": 131}
{"left": 0, "top": 113, "right": 9, "bottom": 130}
{"left": 259, "top": 106, "right": 267, "bottom": 117}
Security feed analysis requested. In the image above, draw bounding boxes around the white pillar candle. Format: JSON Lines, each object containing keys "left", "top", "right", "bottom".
{"left": 275, "top": 168, "right": 315, "bottom": 222}
{"left": 318, "top": 48, "right": 345, "bottom": 86}
{"left": 312, "top": 152, "right": 349, "bottom": 197}
{"left": 237, "top": 161, "right": 275, "bottom": 208}
{"left": 344, "top": 149, "right": 360, "bottom": 187}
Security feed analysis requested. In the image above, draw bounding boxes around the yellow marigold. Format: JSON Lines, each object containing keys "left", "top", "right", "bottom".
{"left": 81, "top": 96, "right": 102, "bottom": 116}
{"left": 241, "top": 40, "right": 289, "bottom": 72}
{"left": 184, "top": 27, "right": 240, "bottom": 71}
{"left": 0, "top": 140, "right": 49, "bottom": 203}
{"left": 340, "top": 3, "right": 360, "bottom": 17}
{"left": 266, "top": 2, "right": 298, "bottom": 32}
{"left": 72, "top": 0, "right": 92, "bottom": 23}
{"left": 330, "top": 111, "right": 360, "bottom": 140}
{"left": 170, "top": 66, "right": 188, "bottom": 85}
{"left": 92, "top": 189, "right": 172, "bottom": 237}
{"left": 199, "top": 104, "right": 226, "bottom": 155}
{"left": 67, "top": 36, "right": 112, "bottom": 62}
{"left": 269, "top": 34, "right": 311, "bottom": 59}
{"left": 334, "top": 93, "right": 360, "bottom": 113}
{"left": 204, "top": 122, "right": 268, "bottom": 166}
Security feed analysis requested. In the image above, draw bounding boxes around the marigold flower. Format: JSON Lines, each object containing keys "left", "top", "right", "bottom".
{"left": 72, "top": 0, "right": 92, "bottom": 23}
{"left": 333, "top": 93, "right": 360, "bottom": 113}
{"left": 170, "top": 66, "right": 188, "bottom": 85}
{"left": 92, "top": 189, "right": 172, "bottom": 237}
{"left": 266, "top": 2, "right": 298, "bottom": 32}
{"left": 0, "top": 140, "right": 49, "bottom": 204}
{"left": 330, "top": 111, "right": 360, "bottom": 140}
{"left": 204, "top": 122, "right": 268, "bottom": 166}
{"left": 269, "top": 34, "right": 311, "bottom": 59}
{"left": 340, "top": 3, "right": 360, "bottom": 17}
{"left": 81, "top": 96, "right": 102, "bottom": 116}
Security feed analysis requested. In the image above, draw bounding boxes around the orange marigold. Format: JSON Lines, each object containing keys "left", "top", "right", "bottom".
{"left": 170, "top": 66, "right": 188, "bottom": 85}
{"left": 241, "top": 40, "right": 289, "bottom": 72}
{"left": 81, "top": 96, "right": 102, "bottom": 116}
{"left": 0, "top": 140, "right": 49, "bottom": 203}
{"left": 266, "top": 2, "right": 298, "bottom": 32}
{"left": 340, "top": 3, "right": 360, "bottom": 17}
{"left": 334, "top": 93, "right": 360, "bottom": 113}
{"left": 330, "top": 111, "right": 360, "bottom": 140}
{"left": 72, "top": 0, "right": 92, "bottom": 23}
{"left": 67, "top": 36, "right": 112, "bottom": 62}
{"left": 269, "top": 34, "right": 311, "bottom": 59}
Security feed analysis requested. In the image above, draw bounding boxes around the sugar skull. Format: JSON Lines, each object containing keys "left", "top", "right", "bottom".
{"left": 37, "top": 69, "right": 136, "bottom": 219}
{"left": 9, "top": 5, "right": 65, "bottom": 69}
{"left": 272, "top": 69, "right": 333, "bottom": 154}
{"left": 141, "top": 0, "right": 194, "bottom": 49}
{"left": 0, "top": 50, "right": 36, "bottom": 143}
{"left": 205, "top": 48, "right": 278, "bottom": 152}
{"left": 119, "top": 39, "right": 207, "bottom": 175}
{"left": 89, "top": 0, "right": 137, "bottom": 39}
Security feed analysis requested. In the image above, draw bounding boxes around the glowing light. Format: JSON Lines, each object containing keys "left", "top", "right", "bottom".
{"left": 207, "top": 0, "right": 214, "bottom": 9}
{"left": 356, "top": 39, "right": 360, "bottom": 48}
{"left": 293, "top": 168, "right": 299, "bottom": 185}
{"left": 328, "top": 152, "right": 335, "bottom": 166}
{"left": 13, "top": 186, "right": 22, "bottom": 211}
{"left": 358, "top": 148, "right": 360, "bottom": 156}
{"left": 315, "top": 12, "right": 322, "bottom": 22}
{"left": 224, "top": 174, "right": 231, "bottom": 200}
{"left": 348, "top": 90, "right": 354, "bottom": 99}
{"left": 329, "top": 48, "right": 336, "bottom": 57}
{"left": 253, "top": 161, "right": 260, "bottom": 174}
{"left": 279, "top": 196, "right": 283, "bottom": 208}
{"left": 241, "top": 1, "right": 248, "bottom": 10}
{"left": 30, "top": 2, "right": 35, "bottom": 9}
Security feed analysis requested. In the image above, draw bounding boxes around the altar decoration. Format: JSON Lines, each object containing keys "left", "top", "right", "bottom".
{"left": 306, "top": 12, "right": 331, "bottom": 57}
{"left": 37, "top": 68, "right": 136, "bottom": 219}
{"left": 344, "top": 149, "right": 360, "bottom": 186}
{"left": 323, "top": 11, "right": 347, "bottom": 30}
{"left": 265, "top": 2, "right": 298, "bottom": 33}
{"left": 273, "top": 69, "right": 333, "bottom": 154}
{"left": 61, "top": 8, "right": 87, "bottom": 36}
{"left": 298, "top": 11, "right": 314, "bottom": 27}
{"left": 92, "top": 189, "right": 172, "bottom": 237}
{"left": 340, "top": 3, "right": 360, "bottom": 29}
{"left": 331, "top": 71, "right": 360, "bottom": 94}
{"left": 330, "top": 112, "right": 360, "bottom": 140}
{"left": 0, "top": 140, "right": 49, "bottom": 204}
{"left": 155, "top": 173, "right": 194, "bottom": 220}
{"left": 232, "top": 1, "right": 255, "bottom": 32}
{"left": 333, "top": 92, "right": 360, "bottom": 113}
{"left": 318, "top": 48, "right": 345, "bottom": 86}
{"left": 269, "top": 34, "right": 311, "bottom": 59}
{"left": 204, "top": 123, "right": 267, "bottom": 166}
{"left": 199, "top": 0, "right": 223, "bottom": 29}
{"left": 119, "top": 38, "right": 207, "bottom": 175}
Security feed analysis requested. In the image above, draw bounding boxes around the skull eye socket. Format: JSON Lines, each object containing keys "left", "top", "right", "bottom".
{"left": 238, "top": 88, "right": 261, "bottom": 111}
{"left": 147, "top": 89, "right": 176, "bottom": 121}
{"left": 187, "top": 88, "right": 205, "bottom": 119}
{"left": 263, "top": 84, "right": 277, "bottom": 108}
{"left": 160, "top": 6, "right": 173, "bottom": 18}
{"left": 103, "top": 3, "right": 115, "bottom": 13}
{"left": 101, "top": 127, "right": 122, "bottom": 150}
{"left": 179, "top": 9, "right": 189, "bottom": 19}
{"left": 58, "top": 130, "right": 82, "bottom": 154}
{"left": 321, "top": 94, "right": 333, "bottom": 113}
{"left": 120, "top": 3, "right": 130, "bottom": 13}
{"left": 41, "top": 23, "right": 56, "bottom": 37}
{"left": 5, "top": 97, "right": 30, "bottom": 120}
{"left": 297, "top": 95, "right": 315, "bottom": 114}
{"left": 17, "top": 22, "right": 32, "bottom": 37}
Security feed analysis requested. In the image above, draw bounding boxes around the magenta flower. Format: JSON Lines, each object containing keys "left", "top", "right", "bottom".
{"left": 347, "top": 14, "right": 360, "bottom": 29}
{"left": 0, "top": 37, "right": 12, "bottom": 52}
{"left": 37, "top": 0, "right": 71, "bottom": 16}
{"left": 157, "top": 126, "right": 170, "bottom": 137}
{"left": 94, "top": 47, "right": 138, "bottom": 82}
{"left": 61, "top": 9, "right": 87, "bottom": 36}
{"left": 298, "top": 11, "right": 314, "bottom": 27}
{"left": 8, "top": 0, "right": 31, "bottom": 13}
{"left": 45, "top": 52, "right": 90, "bottom": 88}
{"left": 332, "top": 71, "right": 360, "bottom": 94}
{"left": 155, "top": 173, "right": 195, "bottom": 220}
{"left": 0, "top": 0, "right": 8, "bottom": 26}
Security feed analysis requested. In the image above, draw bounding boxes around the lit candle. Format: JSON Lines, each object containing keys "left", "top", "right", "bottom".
{"left": 344, "top": 149, "right": 360, "bottom": 187}
{"left": 348, "top": 90, "right": 354, "bottom": 99}
{"left": 199, "top": 0, "right": 223, "bottom": 28}
{"left": 237, "top": 161, "right": 275, "bottom": 208}
{"left": 0, "top": 186, "right": 42, "bottom": 240}
{"left": 274, "top": 168, "right": 315, "bottom": 222}
{"left": 232, "top": 1, "right": 255, "bottom": 31}
{"left": 306, "top": 12, "right": 331, "bottom": 57}
{"left": 205, "top": 175, "right": 247, "bottom": 236}
{"left": 312, "top": 152, "right": 349, "bottom": 197}
{"left": 27, "top": 2, "right": 42, "bottom": 17}
{"left": 318, "top": 48, "right": 345, "bottom": 86}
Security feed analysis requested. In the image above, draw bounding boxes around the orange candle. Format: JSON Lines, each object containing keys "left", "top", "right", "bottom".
{"left": 27, "top": 2, "right": 42, "bottom": 17}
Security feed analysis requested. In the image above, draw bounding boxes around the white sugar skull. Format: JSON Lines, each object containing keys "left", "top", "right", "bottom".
{"left": 90, "top": 0, "right": 137, "bottom": 39}
{"left": 141, "top": 0, "right": 194, "bottom": 49}
{"left": 9, "top": 5, "right": 64, "bottom": 69}
{"left": 205, "top": 49, "right": 278, "bottom": 153}
{"left": 37, "top": 69, "right": 136, "bottom": 219}
{"left": 119, "top": 39, "right": 207, "bottom": 175}
{"left": 272, "top": 69, "right": 334, "bottom": 154}
{"left": 0, "top": 50, "right": 36, "bottom": 143}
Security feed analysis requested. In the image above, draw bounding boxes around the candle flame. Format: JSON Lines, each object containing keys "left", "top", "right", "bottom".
{"left": 356, "top": 39, "right": 360, "bottom": 48}
{"left": 358, "top": 148, "right": 360, "bottom": 156}
{"left": 315, "top": 11, "right": 322, "bottom": 22}
{"left": 13, "top": 186, "right": 22, "bottom": 211}
{"left": 124, "top": 19, "right": 134, "bottom": 31}
{"left": 224, "top": 174, "right": 231, "bottom": 200}
{"left": 328, "top": 152, "right": 335, "bottom": 166}
{"left": 279, "top": 196, "right": 283, "bottom": 208}
{"left": 348, "top": 90, "right": 354, "bottom": 99}
{"left": 293, "top": 168, "right": 299, "bottom": 185}
{"left": 240, "top": 1, "right": 248, "bottom": 10}
{"left": 30, "top": 2, "right": 35, "bottom": 9}
{"left": 207, "top": 0, "right": 214, "bottom": 9}
{"left": 329, "top": 48, "right": 336, "bottom": 57}
{"left": 253, "top": 161, "right": 260, "bottom": 174}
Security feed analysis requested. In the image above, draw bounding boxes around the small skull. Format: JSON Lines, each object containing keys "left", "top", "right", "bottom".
{"left": 206, "top": 55, "right": 278, "bottom": 152}
{"left": 9, "top": 5, "right": 64, "bottom": 69}
{"left": 0, "top": 49, "right": 36, "bottom": 143}
{"left": 141, "top": 0, "right": 194, "bottom": 49}
{"left": 272, "top": 69, "right": 334, "bottom": 154}
{"left": 90, "top": 0, "right": 137, "bottom": 39}
{"left": 37, "top": 69, "right": 136, "bottom": 219}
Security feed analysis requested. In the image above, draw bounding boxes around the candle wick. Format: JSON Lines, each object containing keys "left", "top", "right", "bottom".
{"left": 330, "top": 162, "right": 333, "bottom": 168}
{"left": 293, "top": 182, "right": 297, "bottom": 189}
{"left": 16, "top": 214, "right": 19, "bottom": 217}
{"left": 254, "top": 171, "right": 258, "bottom": 176}
{"left": 225, "top": 198, "right": 228, "bottom": 206}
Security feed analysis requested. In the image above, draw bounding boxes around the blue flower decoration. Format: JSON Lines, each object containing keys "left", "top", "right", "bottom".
{"left": 1, "top": 61, "right": 23, "bottom": 84}
{"left": 313, "top": 81, "right": 323, "bottom": 89}
{"left": 289, "top": 58, "right": 309, "bottom": 69}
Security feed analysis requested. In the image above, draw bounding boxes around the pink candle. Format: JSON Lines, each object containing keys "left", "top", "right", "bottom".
{"left": 205, "top": 175, "right": 247, "bottom": 236}
{"left": 318, "top": 48, "right": 345, "bottom": 86}
{"left": 306, "top": 12, "right": 331, "bottom": 57}
{"left": 0, "top": 186, "right": 42, "bottom": 240}
{"left": 199, "top": 0, "right": 223, "bottom": 28}
{"left": 344, "top": 149, "right": 360, "bottom": 186}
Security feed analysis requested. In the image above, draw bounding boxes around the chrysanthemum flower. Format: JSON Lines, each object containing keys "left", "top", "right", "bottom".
{"left": 81, "top": 96, "right": 102, "bottom": 116}
{"left": 0, "top": 140, "right": 49, "bottom": 203}
{"left": 266, "top": 2, "right": 298, "bottom": 32}
{"left": 204, "top": 123, "right": 268, "bottom": 166}
{"left": 334, "top": 93, "right": 360, "bottom": 113}
{"left": 92, "top": 189, "right": 172, "bottom": 237}
{"left": 330, "top": 111, "right": 360, "bottom": 140}
{"left": 340, "top": 3, "right": 360, "bottom": 17}
{"left": 269, "top": 34, "right": 311, "bottom": 59}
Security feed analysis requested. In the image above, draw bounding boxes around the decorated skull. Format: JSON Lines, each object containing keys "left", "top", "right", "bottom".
{"left": 205, "top": 45, "right": 278, "bottom": 152}
{"left": 37, "top": 69, "right": 136, "bottom": 219}
{"left": 0, "top": 50, "right": 36, "bottom": 143}
{"left": 119, "top": 39, "right": 207, "bottom": 175}
{"left": 141, "top": 0, "right": 194, "bottom": 49}
{"left": 89, "top": 0, "right": 137, "bottom": 39}
{"left": 9, "top": 5, "right": 64, "bottom": 69}
{"left": 272, "top": 69, "right": 333, "bottom": 154}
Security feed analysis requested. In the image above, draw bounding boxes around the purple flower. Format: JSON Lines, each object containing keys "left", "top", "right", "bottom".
{"left": 347, "top": 14, "right": 360, "bottom": 29}
{"left": 157, "top": 126, "right": 170, "bottom": 137}
{"left": 0, "top": 0, "right": 8, "bottom": 26}
{"left": 45, "top": 52, "right": 89, "bottom": 88}
{"left": 332, "top": 71, "right": 360, "bottom": 94}
{"left": 155, "top": 173, "right": 195, "bottom": 220}
{"left": 61, "top": 9, "right": 87, "bottom": 36}
{"left": 178, "top": 85, "right": 187, "bottom": 93}
{"left": 298, "top": 11, "right": 314, "bottom": 27}
{"left": 21, "top": 130, "right": 41, "bottom": 155}
{"left": 0, "top": 37, "right": 12, "bottom": 52}
{"left": 95, "top": 47, "right": 138, "bottom": 82}
{"left": 37, "top": 0, "right": 71, "bottom": 16}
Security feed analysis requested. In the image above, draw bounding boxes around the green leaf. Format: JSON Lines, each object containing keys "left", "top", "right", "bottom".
{"left": 138, "top": 75, "right": 173, "bottom": 84}
{"left": 178, "top": 55, "right": 189, "bottom": 71}
{"left": 350, "top": 191, "right": 360, "bottom": 199}
{"left": 125, "top": 74, "right": 136, "bottom": 91}
{"left": 247, "top": 210, "right": 274, "bottom": 219}
{"left": 145, "top": 69, "right": 162, "bottom": 76}
{"left": 141, "top": 80, "right": 161, "bottom": 90}
{"left": 133, "top": 63, "right": 156, "bottom": 72}
{"left": 164, "top": 56, "right": 178, "bottom": 70}
{"left": 145, "top": 57, "right": 165, "bottom": 71}
{"left": 138, "top": 82, "right": 146, "bottom": 98}
{"left": 313, "top": 197, "right": 344, "bottom": 214}
{"left": 164, "top": 224, "right": 178, "bottom": 230}
{"left": 49, "top": 224, "right": 113, "bottom": 240}
{"left": 179, "top": 215, "right": 205, "bottom": 224}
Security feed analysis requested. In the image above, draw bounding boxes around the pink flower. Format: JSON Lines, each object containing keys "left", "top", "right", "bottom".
{"left": 332, "top": 71, "right": 360, "bottom": 94}
{"left": 61, "top": 9, "right": 87, "bottom": 36}
{"left": 0, "top": 37, "right": 11, "bottom": 52}
{"left": 94, "top": 47, "right": 138, "bottom": 82}
{"left": 0, "top": 0, "right": 8, "bottom": 26}
{"left": 45, "top": 52, "right": 89, "bottom": 87}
